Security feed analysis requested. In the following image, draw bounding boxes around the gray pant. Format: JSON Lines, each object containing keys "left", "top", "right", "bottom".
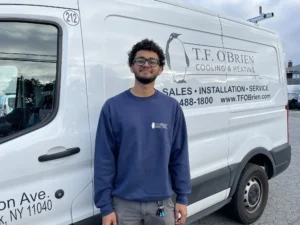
{"left": 112, "top": 196, "right": 175, "bottom": 225}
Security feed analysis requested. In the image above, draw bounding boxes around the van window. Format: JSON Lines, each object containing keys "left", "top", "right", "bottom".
{"left": 0, "top": 22, "right": 58, "bottom": 139}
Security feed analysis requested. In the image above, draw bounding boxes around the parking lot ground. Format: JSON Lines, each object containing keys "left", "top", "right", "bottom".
{"left": 190, "top": 110, "right": 300, "bottom": 225}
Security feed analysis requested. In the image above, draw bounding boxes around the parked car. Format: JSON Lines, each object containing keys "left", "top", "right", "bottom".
{"left": 287, "top": 84, "right": 300, "bottom": 109}
{"left": 0, "top": 94, "right": 16, "bottom": 117}
{"left": 296, "top": 93, "right": 300, "bottom": 109}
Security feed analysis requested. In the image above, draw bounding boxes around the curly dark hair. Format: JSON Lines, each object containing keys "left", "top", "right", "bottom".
{"left": 128, "top": 39, "right": 165, "bottom": 67}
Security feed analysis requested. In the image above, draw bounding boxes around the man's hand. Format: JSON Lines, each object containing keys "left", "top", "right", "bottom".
{"left": 174, "top": 203, "right": 187, "bottom": 225}
{"left": 102, "top": 212, "right": 117, "bottom": 225}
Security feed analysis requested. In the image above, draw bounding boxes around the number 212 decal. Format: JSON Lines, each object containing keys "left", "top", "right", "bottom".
{"left": 63, "top": 10, "right": 80, "bottom": 26}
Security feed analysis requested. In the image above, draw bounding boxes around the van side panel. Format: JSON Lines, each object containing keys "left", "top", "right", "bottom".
{"left": 219, "top": 17, "right": 288, "bottom": 167}
{"left": 79, "top": 0, "right": 230, "bottom": 218}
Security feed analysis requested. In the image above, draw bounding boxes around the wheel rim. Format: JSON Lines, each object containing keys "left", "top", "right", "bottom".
{"left": 244, "top": 177, "right": 263, "bottom": 213}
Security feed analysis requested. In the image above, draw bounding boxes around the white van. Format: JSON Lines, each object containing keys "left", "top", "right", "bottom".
{"left": 0, "top": 0, "right": 291, "bottom": 225}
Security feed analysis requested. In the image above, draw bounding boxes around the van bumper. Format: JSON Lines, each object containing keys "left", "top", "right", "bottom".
{"left": 270, "top": 143, "right": 291, "bottom": 177}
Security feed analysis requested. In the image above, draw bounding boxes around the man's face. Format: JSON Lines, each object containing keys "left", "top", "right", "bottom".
{"left": 130, "top": 50, "right": 163, "bottom": 85}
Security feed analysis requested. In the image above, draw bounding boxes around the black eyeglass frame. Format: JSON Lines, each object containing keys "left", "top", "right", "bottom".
{"left": 133, "top": 57, "right": 160, "bottom": 67}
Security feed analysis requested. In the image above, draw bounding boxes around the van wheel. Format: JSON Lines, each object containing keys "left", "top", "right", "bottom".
{"left": 229, "top": 163, "right": 269, "bottom": 224}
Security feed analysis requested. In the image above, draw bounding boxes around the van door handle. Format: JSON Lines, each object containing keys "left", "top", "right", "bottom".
{"left": 38, "top": 147, "right": 80, "bottom": 162}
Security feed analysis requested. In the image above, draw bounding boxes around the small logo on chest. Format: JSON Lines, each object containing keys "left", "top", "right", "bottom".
{"left": 151, "top": 122, "right": 168, "bottom": 129}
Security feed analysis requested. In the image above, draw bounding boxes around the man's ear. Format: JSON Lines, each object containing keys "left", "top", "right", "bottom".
{"left": 158, "top": 66, "right": 164, "bottom": 75}
{"left": 130, "top": 66, "right": 134, "bottom": 73}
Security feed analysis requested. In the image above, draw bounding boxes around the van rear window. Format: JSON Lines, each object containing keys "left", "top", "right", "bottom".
{"left": 0, "top": 22, "right": 58, "bottom": 139}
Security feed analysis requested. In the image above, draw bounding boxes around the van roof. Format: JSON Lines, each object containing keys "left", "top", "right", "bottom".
{"left": 0, "top": 0, "right": 78, "bottom": 9}
{"left": 0, "top": 0, "right": 277, "bottom": 35}
{"left": 156, "top": 0, "right": 277, "bottom": 35}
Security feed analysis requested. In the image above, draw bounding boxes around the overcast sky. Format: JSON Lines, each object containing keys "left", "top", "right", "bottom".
{"left": 185, "top": 0, "right": 300, "bottom": 67}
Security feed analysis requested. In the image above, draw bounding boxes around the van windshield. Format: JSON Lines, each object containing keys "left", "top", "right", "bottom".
{"left": 0, "top": 22, "right": 58, "bottom": 139}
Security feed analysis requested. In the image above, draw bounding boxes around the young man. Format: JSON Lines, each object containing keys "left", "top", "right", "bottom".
{"left": 94, "top": 39, "right": 191, "bottom": 225}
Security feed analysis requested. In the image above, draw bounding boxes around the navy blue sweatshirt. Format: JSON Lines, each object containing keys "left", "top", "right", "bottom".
{"left": 94, "top": 89, "right": 191, "bottom": 216}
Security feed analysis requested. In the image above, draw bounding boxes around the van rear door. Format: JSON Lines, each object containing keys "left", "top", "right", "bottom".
{"left": 0, "top": 4, "right": 93, "bottom": 225}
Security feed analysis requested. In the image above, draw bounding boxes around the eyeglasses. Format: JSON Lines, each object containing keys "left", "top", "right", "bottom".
{"left": 133, "top": 57, "right": 160, "bottom": 67}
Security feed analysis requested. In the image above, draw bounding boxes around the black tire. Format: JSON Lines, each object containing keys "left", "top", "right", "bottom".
{"left": 228, "top": 163, "right": 269, "bottom": 224}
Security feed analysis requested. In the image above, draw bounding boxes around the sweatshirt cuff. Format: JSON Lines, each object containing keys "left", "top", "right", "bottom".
{"left": 101, "top": 203, "right": 114, "bottom": 217}
{"left": 176, "top": 195, "right": 188, "bottom": 205}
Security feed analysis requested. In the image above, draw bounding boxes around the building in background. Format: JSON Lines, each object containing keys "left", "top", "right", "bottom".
{"left": 286, "top": 60, "right": 300, "bottom": 109}
{"left": 287, "top": 60, "right": 300, "bottom": 80}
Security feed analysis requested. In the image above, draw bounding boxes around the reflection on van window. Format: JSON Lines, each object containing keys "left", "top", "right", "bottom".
{"left": 0, "top": 22, "right": 58, "bottom": 139}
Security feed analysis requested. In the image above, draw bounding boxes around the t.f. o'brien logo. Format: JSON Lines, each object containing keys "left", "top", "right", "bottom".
{"left": 165, "top": 33, "right": 257, "bottom": 83}
{"left": 166, "top": 33, "right": 190, "bottom": 84}
{"left": 151, "top": 122, "right": 168, "bottom": 129}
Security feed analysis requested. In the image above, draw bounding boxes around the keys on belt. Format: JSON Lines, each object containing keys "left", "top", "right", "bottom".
{"left": 156, "top": 201, "right": 165, "bottom": 217}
